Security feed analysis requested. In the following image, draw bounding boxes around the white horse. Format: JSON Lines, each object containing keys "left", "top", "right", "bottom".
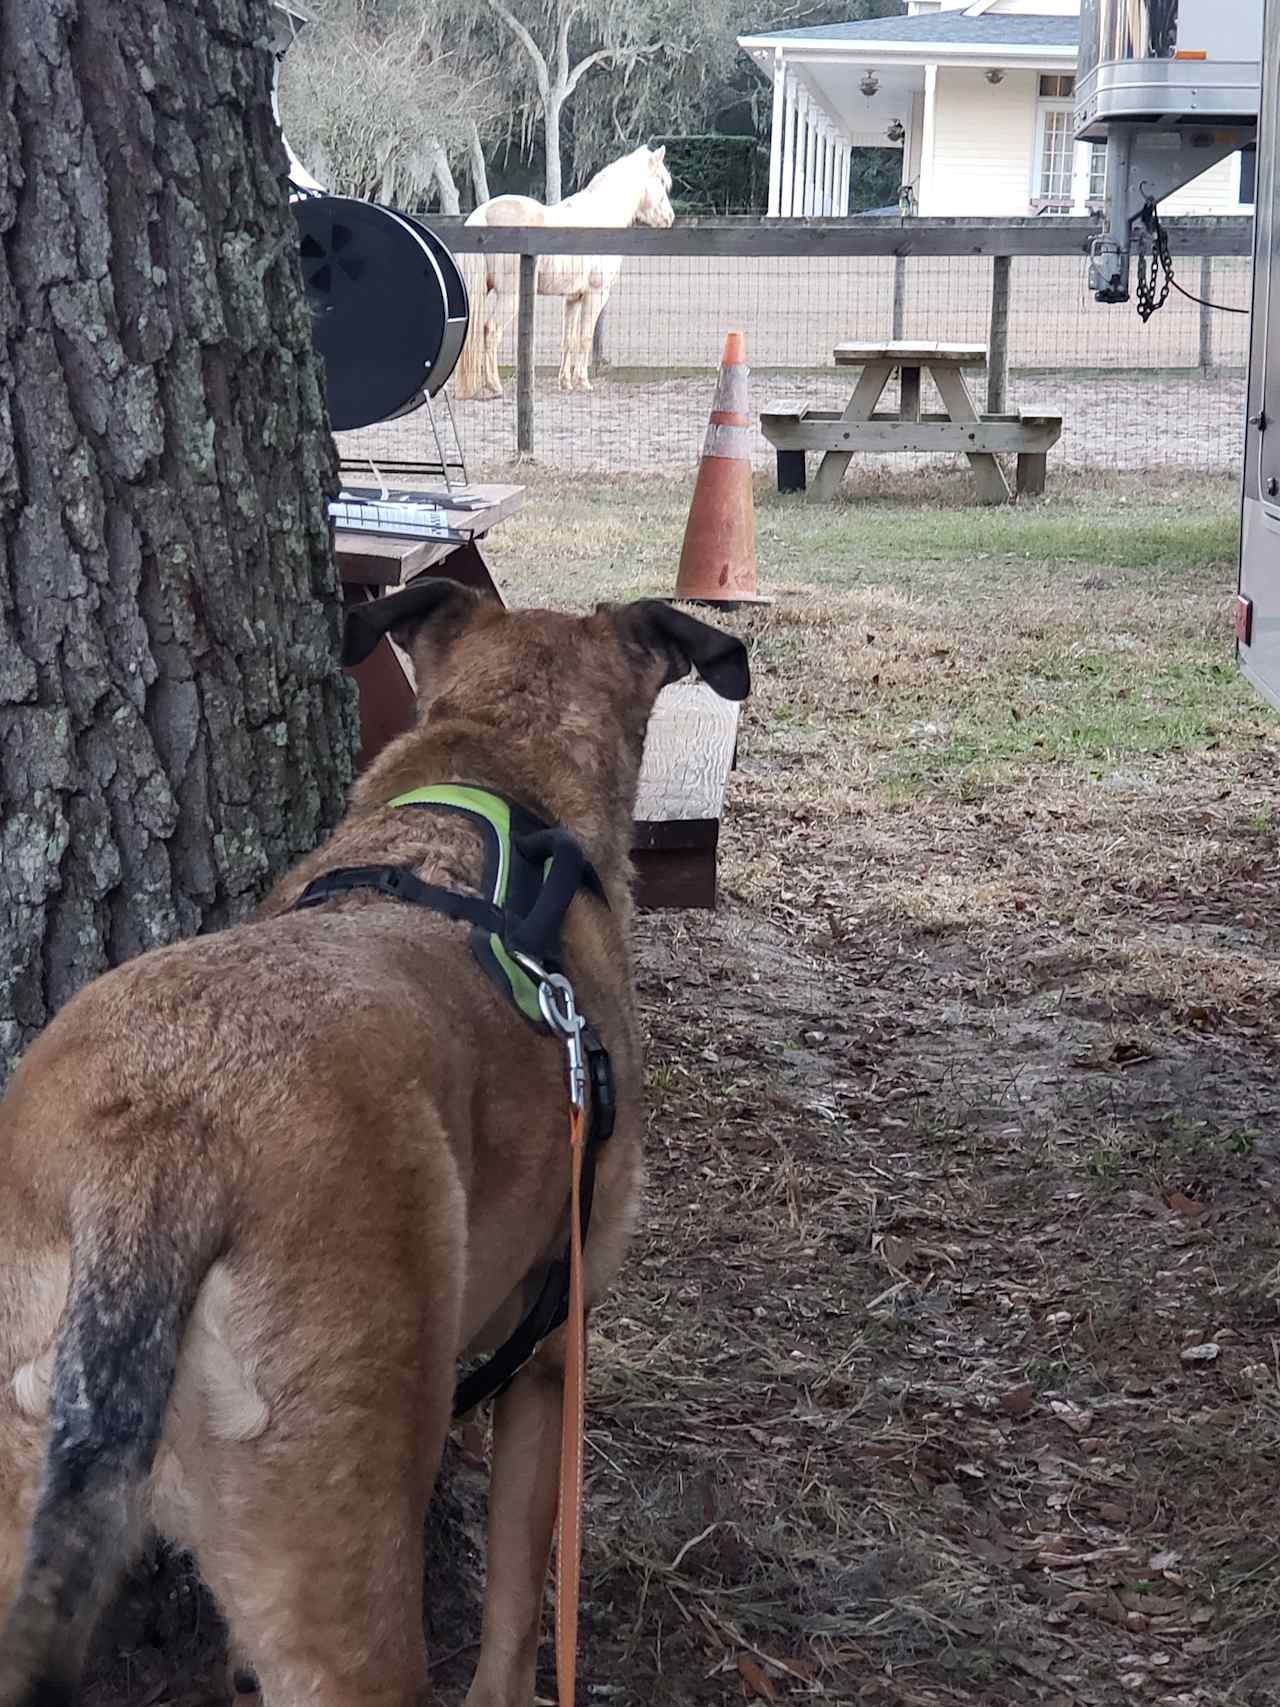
{"left": 452, "top": 145, "right": 674, "bottom": 401}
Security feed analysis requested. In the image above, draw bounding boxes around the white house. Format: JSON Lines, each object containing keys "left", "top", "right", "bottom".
{"left": 738, "top": 0, "right": 1255, "bottom": 218}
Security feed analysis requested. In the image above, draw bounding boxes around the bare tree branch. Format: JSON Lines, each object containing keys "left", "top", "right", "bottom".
{"left": 563, "top": 45, "right": 619, "bottom": 97}
{"left": 486, "top": 0, "right": 550, "bottom": 96}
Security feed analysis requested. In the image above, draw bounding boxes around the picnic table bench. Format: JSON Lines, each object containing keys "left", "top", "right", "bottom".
{"left": 337, "top": 483, "right": 738, "bottom": 909}
{"left": 761, "top": 341, "right": 1063, "bottom": 506}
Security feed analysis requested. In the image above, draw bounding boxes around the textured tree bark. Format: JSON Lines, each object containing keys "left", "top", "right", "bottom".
{"left": 0, "top": 0, "right": 358, "bottom": 1087}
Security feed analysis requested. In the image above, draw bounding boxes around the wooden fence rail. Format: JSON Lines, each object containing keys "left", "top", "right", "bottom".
{"left": 427, "top": 215, "right": 1253, "bottom": 259}
{"left": 421, "top": 216, "right": 1253, "bottom": 459}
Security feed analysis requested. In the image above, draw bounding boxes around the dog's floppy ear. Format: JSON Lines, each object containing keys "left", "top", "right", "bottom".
{"left": 606, "top": 600, "right": 750, "bottom": 701}
{"left": 341, "top": 578, "right": 480, "bottom": 668}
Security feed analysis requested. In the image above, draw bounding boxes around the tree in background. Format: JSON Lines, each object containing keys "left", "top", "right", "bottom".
{"left": 0, "top": 0, "right": 355, "bottom": 1086}
{"left": 277, "top": 0, "right": 498, "bottom": 210}
{"left": 564, "top": 0, "right": 904, "bottom": 205}
{"left": 279, "top": 0, "right": 905, "bottom": 214}
{"left": 451, "top": 0, "right": 683, "bottom": 205}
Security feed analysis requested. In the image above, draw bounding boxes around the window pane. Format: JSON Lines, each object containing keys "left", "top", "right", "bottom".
{"left": 1038, "top": 73, "right": 1076, "bottom": 97}
{"left": 1039, "top": 109, "right": 1073, "bottom": 200}
{"left": 1089, "top": 143, "right": 1106, "bottom": 198}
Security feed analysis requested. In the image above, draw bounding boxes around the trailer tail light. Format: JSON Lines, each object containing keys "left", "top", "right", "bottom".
{"left": 1234, "top": 595, "right": 1254, "bottom": 645}
{"left": 1174, "top": 48, "right": 1208, "bottom": 57}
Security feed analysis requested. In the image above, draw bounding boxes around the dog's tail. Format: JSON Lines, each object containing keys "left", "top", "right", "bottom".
{"left": 452, "top": 250, "right": 492, "bottom": 400}
{"left": 0, "top": 1158, "right": 224, "bottom": 1707}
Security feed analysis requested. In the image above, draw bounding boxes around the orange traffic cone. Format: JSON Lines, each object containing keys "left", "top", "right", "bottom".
{"left": 674, "top": 331, "right": 770, "bottom": 608}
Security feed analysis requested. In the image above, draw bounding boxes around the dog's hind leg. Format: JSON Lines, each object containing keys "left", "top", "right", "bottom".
{"left": 463, "top": 1338, "right": 566, "bottom": 1707}
{"left": 189, "top": 1277, "right": 456, "bottom": 1707}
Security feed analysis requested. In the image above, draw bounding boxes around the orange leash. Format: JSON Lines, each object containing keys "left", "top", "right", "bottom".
{"left": 555, "top": 1099, "right": 588, "bottom": 1706}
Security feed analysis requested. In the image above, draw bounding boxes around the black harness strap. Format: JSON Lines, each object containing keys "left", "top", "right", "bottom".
{"left": 453, "top": 1020, "right": 614, "bottom": 1416}
{"left": 286, "top": 802, "right": 616, "bottom": 1419}
{"left": 291, "top": 865, "right": 505, "bottom": 935}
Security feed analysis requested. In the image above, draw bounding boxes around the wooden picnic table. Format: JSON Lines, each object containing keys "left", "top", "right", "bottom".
{"left": 760, "top": 340, "right": 1062, "bottom": 506}
{"left": 337, "top": 483, "right": 523, "bottom": 768}
{"left": 336, "top": 481, "right": 738, "bottom": 909}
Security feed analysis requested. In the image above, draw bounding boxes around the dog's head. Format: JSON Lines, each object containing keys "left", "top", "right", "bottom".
{"left": 342, "top": 580, "right": 749, "bottom": 862}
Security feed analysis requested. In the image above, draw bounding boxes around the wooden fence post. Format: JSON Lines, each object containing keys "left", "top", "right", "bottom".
{"left": 987, "top": 253, "right": 1011, "bottom": 414}
{"left": 1198, "top": 255, "right": 1213, "bottom": 376}
{"left": 892, "top": 254, "right": 907, "bottom": 339}
{"left": 517, "top": 252, "right": 536, "bottom": 458}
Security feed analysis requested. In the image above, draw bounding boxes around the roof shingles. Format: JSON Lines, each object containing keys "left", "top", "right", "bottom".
{"left": 757, "top": 13, "right": 1079, "bottom": 47}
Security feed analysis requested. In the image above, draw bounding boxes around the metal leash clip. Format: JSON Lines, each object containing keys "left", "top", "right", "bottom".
{"left": 513, "top": 955, "right": 588, "bottom": 1110}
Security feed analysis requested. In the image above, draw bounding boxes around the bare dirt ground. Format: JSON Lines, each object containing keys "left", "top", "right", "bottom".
{"left": 339, "top": 368, "right": 1247, "bottom": 481}
{"left": 85, "top": 468, "right": 1280, "bottom": 1706}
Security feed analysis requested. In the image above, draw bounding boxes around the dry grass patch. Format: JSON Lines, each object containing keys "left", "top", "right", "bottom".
{"left": 484, "top": 467, "right": 1280, "bottom": 1705}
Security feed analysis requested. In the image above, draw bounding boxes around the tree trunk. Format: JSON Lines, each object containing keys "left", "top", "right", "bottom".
{"left": 468, "top": 119, "right": 491, "bottom": 210}
{"left": 0, "top": 0, "right": 357, "bottom": 1088}
{"left": 431, "top": 141, "right": 462, "bottom": 217}
{"left": 543, "top": 90, "right": 565, "bottom": 203}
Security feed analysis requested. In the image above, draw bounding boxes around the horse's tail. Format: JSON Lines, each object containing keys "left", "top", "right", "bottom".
{"left": 453, "top": 249, "right": 492, "bottom": 401}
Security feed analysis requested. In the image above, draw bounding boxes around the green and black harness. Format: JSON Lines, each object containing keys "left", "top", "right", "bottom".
{"left": 290, "top": 784, "right": 616, "bottom": 1417}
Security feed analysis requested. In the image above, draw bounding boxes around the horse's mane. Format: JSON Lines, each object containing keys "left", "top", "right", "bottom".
{"left": 583, "top": 148, "right": 651, "bottom": 191}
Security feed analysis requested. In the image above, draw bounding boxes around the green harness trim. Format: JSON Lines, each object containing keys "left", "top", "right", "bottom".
{"left": 287, "top": 783, "right": 617, "bottom": 1416}
{"left": 387, "top": 784, "right": 606, "bottom": 1030}
{"left": 390, "top": 785, "right": 540, "bottom": 1025}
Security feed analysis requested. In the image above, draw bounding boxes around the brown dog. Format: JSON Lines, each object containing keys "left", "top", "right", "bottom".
{"left": 0, "top": 583, "right": 749, "bottom": 1707}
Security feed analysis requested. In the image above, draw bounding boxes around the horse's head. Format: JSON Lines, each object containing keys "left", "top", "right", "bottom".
{"left": 636, "top": 145, "right": 674, "bottom": 229}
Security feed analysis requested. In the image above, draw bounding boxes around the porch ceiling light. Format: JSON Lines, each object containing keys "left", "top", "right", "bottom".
{"left": 859, "top": 68, "right": 880, "bottom": 96}
{"left": 985, "top": 67, "right": 1005, "bottom": 83}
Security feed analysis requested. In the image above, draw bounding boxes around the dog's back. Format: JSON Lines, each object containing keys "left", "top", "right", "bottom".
{"left": 0, "top": 588, "right": 749, "bottom": 1706}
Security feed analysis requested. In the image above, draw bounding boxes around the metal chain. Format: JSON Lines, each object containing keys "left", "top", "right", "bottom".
{"left": 1135, "top": 198, "right": 1173, "bottom": 323}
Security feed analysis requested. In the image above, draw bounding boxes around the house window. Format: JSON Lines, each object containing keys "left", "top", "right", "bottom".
{"left": 1036, "top": 107, "right": 1075, "bottom": 206}
{"left": 1035, "top": 76, "right": 1088, "bottom": 212}
{"left": 1089, "top": 143, "right": 1107, "bottom": 202}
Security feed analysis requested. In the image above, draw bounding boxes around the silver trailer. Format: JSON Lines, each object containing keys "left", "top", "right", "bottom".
{"left": 1238, "top": 0, "right": 1279, "bottom": 709}
{"left": 1075, "top": 0, "right": 1261, "bottom": 301}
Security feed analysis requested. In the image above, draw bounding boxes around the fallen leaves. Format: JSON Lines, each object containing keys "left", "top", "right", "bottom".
{"left": 998, "top": 1381, "right": 1037, "bottom": 1416}
{"left": 736, "top": 1655, "right": 777, "bottom": 1700}
{"left": 1179, "top": 1342, "right": 1220, "bottom": 1364}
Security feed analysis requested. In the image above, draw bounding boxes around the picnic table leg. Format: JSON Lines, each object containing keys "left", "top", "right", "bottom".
{"left": 929, "top": 364, "right": 1012, "bottom": 505}
{"left": 1016, "top": 451, "right": 1048, "bottom": 497}
{"left": 809, "top": 360, "right": 895, "bottom": 503}
{"left": 899, "top": 363, "right": 922, "bottom": 423}
{"left": 342, "top": 584, "right": 416, "bottom": 771}
{"left": 408, "top": 538, "right": 504, "bottom": 601}
{"left": 777, "top": 449, "right": 807, "bottom": 494}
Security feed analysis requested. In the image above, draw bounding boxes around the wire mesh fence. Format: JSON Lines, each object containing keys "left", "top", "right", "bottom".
{"left": 335, "top": 228, "right": 1252, "bottom": 484}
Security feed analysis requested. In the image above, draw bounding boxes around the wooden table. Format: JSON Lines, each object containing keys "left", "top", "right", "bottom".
{"left": 633, "top": 679, "right": 741, "bottom": 910}
{"left": 336, "top": 482, "right": 737, "bottom": 910}
{"left": 761, "top": 341, "right": 1062, "bottom": 506}
{"left": 337, "top": 483, "right": 524, "bottom": 768}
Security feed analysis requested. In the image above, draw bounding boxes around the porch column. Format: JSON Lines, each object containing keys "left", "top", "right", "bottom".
{"left": 768, "top": 50, "right": 785, "bottom": 216}
{"left": 800, "top": 93, "right": 813, "bottom": 215}
{"left": 816, "top": 122, "right": 828, "bottom": 214}
{"left": 918, "top": 62, "right": 938, "bottom": 213}
{"left": 824, "top": 126, "right": 837, "bottom": 214}
{"left": 836, "top": 143, "right": 850, "bottom": 215}
{"left": 780, "top": 71, "right": 798, "bottom": 216}
{"left": 812, "top": 112, "right": 823, "bottom": 214}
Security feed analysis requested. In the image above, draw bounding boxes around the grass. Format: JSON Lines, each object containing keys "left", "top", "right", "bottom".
{"left": 87, "top": 464, "right": 1280, "bottom": 1707}
{"left": 496, "top": 463, "right": 1256, "bottom": 808}
{"left": 475, "top": 463, "right": 1280, "bottom": 1706}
